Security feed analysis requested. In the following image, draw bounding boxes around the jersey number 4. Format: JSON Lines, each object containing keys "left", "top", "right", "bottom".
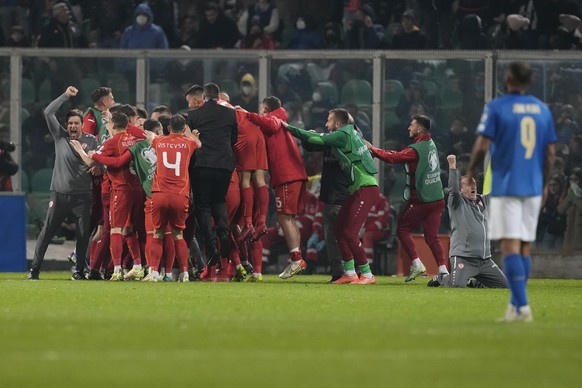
{"left": 162, "top": 151, "right": 182, "bottom": 176}
{"left": 520, "top": 116, "right": 536, "bottom": 160}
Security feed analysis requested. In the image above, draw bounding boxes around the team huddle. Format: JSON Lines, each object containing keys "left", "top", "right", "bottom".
{"left": 27, "top": 62, "right": 556, "bottom": 322}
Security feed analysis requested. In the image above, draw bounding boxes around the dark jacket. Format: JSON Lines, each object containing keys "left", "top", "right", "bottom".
{"left": 187, "top": 99, "right": 238, "bottom": 171}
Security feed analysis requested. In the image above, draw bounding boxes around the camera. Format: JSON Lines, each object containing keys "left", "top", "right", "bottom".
{"left": 0, "top": 139, "right": 16, "bottom": 153}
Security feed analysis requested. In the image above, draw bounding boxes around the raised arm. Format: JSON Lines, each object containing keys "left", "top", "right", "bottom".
{"left": 44, "top": 86, "right": 77, "bottom": 139}
{"left": 285, "top": 123, "right": 347, "bottom": 147}
{"left": 468, "top": 135, "right": 491, "bottom": 182}
{"left": 447, "top": 154, "right": 462, "bottom": 209}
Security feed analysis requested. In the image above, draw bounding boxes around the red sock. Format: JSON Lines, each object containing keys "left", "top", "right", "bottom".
{"left": 110, "top": 233, "right": 123, "bottom": 266}
{"left": 124, "top": 231, "right": 141, "bottom": 265}
{"left": 174, "top": 238, "right": 189, "bottom": 273}
{"left": 254, "top": 185, "right": 269, "bottom": 226}
{"left": 241, "top": 187, "right": 254, "bottom": 225}
{"left": 164, "top": 233, "right": 176, "bottom": 271}
{"left": 290, "top": 250, "right": 302, "bottom": 262}
{"left": 251, "top": 240, "right": 263, "bottom": 274}
{"left": 145, "top": 233, "right": 153, "bottom": 268}
{"left": 150, "top": 238, "right": 163, "bottom": 271}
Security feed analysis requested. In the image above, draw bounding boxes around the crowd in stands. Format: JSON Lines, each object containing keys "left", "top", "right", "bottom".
{"left": 1, "top": 0, "right": 581, "bottom": 51}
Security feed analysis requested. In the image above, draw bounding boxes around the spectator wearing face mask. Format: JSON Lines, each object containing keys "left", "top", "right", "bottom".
{"left": 119, "top": 3, "right": 168, "bottom": 50}
{"left": 287, "top": 16, "right": 323, "bottom": 49}
{"left": 232, "top": 73, "right": 259, "bottom": 112}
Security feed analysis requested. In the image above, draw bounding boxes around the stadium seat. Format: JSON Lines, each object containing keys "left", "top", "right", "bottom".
{"left": 37, "top": 79, "right": 52, "bottom": 103}
{"left": 340, "top": 79, "right": 372, "bottom": 106}
{"left": 317, "top": 81, "right": 339, "bottom": 104}
{"left": 80, "top": 77, "right": 102, "bottom": 105}
{"left": 383, "top": 109, "right": 400, "bottom": 135}
{"left": 383, "top": 79, "right": 404, "bottom": 109}
{"left": 30, "top": 168, "right": 53, "bottom": 193}
{"left": 21, "top": 77, "right": 36, "bottom": 105}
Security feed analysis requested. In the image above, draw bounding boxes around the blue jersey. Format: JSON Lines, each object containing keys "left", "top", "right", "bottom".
{"left": 476, "top": 93, "right": 556, "bottom": 197}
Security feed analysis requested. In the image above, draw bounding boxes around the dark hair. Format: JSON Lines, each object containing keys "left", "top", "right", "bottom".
{"left": 169, "top": 114, "right": 186, "bottom": 133}
{"left": 263, "top": 96, "right": 281, "bottom": 112}
{"left": 205, "top": 1, "right": 219, "bottom": 13}
{"left": 412, "top": 114, "right": 431, "bottom": 131}
{"left": 204, "top": 82, "right": 220, "bottom": 99}
{"left": 571, "top": 167, "right": 582, "bottom": 183}
{"left": 184, "top": 84, "right": 203, "bottom": 97}
{"left": 143, "top": 118, "right": 161, "bottom": 133}
{"left": 120, "top": 104, "right": 137, "bottom": 118}
{"left": 66, "top": 109, "right": 83, "bottom": 123}
{"left": 111, "top": 112, "right": 129, "bottom": 130}
{"left": 152, "top": 105, "right": 172, "bottom": 116}
{"left": 109, "top": 104, "right": 122, "bottom": 114}
{"left": 329, "top": 108, "right": 350, "bottom": 125}
{"left": 136, "top": 107, "right": 148, "bottom": 119}
{"left": 91, "top": 87, "right": 112, "bottom": 104}
{"left": 158, "top": 115, "right": 171, "bottom": 135}
{"left": 507, "top": 62, "right": 532, "bottom": 87}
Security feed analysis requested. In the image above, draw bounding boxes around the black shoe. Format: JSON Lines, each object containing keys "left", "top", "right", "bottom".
{"left": 242, "top": 262, "right": 254, "bottom": 275}
{"left": 28, "top": 270, "right": 39, "bottom": 280}
{"left": 329, "top": 274, "right": 343, "bottom": 283}
{"left": 71, "top": 271, "right": 87, "bottom": 280}
{"left": 304, "top": 260, "right": 316, "bottom": 275}
{"left": 207, "top": 245, "right": 220, "bottom": 267}
{"left": 466, "top": 278, "right": 485, "bottom": 288}
{"left": 87, "top": 269, "right": 103, "bottom": 280}
{"left": 427, "top": 273, "right": 447, "bottom": 287}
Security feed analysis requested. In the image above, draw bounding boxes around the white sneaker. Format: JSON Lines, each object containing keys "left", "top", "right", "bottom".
{"left": 497, "top": 304, "right": 518, "bottom": 322}
{"left": 405, "top": 264, "right": 426, "bottom": 282}
{"left": 497, "top": 304, "right": 533, "bottom": 322}
{"left": 142, "top": 272, "right": 159, "bottom": 282}
{"left": 278, "top": 260, "right": 306, "bottom": 279}
{"left": 179, "top": 272, "right": 189, "bottom": 282}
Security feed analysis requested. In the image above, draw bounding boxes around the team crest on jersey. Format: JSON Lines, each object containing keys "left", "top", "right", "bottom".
{"left": 458, "top": 263, "right": 464, "bottom": 269}
{"left": 82, "top": 143, "right": 88, "bottom": 150}
{"left": 428, "top": 150, "right": 439, "bottom": 172}
{"left": 142, "top": 147, "right": 157, "bottom": 165}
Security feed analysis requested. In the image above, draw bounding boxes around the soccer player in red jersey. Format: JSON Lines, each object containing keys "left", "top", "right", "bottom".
{"left": 238, "top": 96, "right": 308, "bottom": 279}
{"left": 143, "top": 114, "right": 201, "bottom": 282}
{"left": 93, "top": 112, "right": 146, "bottom": 281}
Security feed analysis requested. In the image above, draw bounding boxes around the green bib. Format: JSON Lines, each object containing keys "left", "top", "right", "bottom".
{"left": 332, "top": 124, "right": 377, "bottom": 193}
{"left": 128, "top": 140, "right": 156, "bottom": 198}
{"left": 85, "top": 107, "right": 110, "bottom": 143}
{"left": 405, "top": 139, "right": 444, "bottom": 203}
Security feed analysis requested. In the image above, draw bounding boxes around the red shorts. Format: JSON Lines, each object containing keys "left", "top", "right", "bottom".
{"left": 234, "top": 132, "right": 268, "bottom": 171}
{"left": 151, "top": 193, "right": 189, "bottom": 230}
{"left": 110, "top": 189, "right": 145, "bottom": 228}
{"left": 274, "top": 181, "right": 305, "bottom": 215}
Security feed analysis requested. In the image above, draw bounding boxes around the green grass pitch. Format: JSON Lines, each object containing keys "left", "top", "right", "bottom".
{"left": 1, "top": 273, "right": 581, "bottom": 388}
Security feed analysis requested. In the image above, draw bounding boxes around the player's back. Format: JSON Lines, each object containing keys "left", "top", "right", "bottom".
{"left": 478, "top": 93, "right": 556, "bottom": 197}
{"left": 101, "top": 132, "right": 142, "bottom": 190}
{"left": 152, "top": 133, "right": 198, "bottom": 197}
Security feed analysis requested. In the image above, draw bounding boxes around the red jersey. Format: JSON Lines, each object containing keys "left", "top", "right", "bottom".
{"left": 96, "top": 131, "right": 142, "bottom": 191}
{"left": 246, "top": 107, "right": 307, "bottom": 187}
{"left": 82, "top": 109, "right": 99, "bottom": 137}
{"left": 151, "top": 133, "right": 199, "bottom": 197}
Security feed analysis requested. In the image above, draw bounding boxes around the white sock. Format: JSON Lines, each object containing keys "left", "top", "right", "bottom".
{"left": 438, "top": 265, "right": 449, "bottom": 274}
{"left": 362, "top": 272, "right": 373, "bottom": 279}
{"left": 345, "top": 269, "right": 356, "bottom": 276}
{"left": 151, "top": 270, "right": 159, "bottom": 278}
{"left": 133, "top": 264, "right": 142, "bottom": 270}
{"left": 236, "top": 264, "right": 242, "bottom": 269}
{"left": 412, "top": 258, "right": 423, "bottom": 267}
{"left": 253, "top": 273, "right": 262, "bottom": 278}
{"left": 114, "top": 265, "right": 121, "bottom": 273}
{"left": 290, "top": 247, "right": 300, "bottom": 253}
{"left": 291, "top": 260, "right": 301, "bottom": 269}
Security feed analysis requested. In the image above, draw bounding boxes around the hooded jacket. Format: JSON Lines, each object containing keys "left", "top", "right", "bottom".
{"left": 246, "top": 107, "right": 307, "bottom": 187}
{"left": 119, "top": 4, "right": 168, "bottom": 49}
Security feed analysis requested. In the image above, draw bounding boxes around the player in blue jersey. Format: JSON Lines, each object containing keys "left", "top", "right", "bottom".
{"left": 468, "top": 62, "right": 556, "bottom": 322}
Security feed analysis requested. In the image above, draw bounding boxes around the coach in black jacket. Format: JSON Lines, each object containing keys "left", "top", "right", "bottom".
{"left": 187, "top": 82, "right": 238, "bottom": 265}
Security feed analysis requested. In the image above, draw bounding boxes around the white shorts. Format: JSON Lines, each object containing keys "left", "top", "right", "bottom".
{"left": 488, "top": 196, "right": 542, "bottom": 242}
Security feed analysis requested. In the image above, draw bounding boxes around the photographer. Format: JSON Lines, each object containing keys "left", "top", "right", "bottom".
{"left": 0, "top": 139, "right": 18, "bottom": 192}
